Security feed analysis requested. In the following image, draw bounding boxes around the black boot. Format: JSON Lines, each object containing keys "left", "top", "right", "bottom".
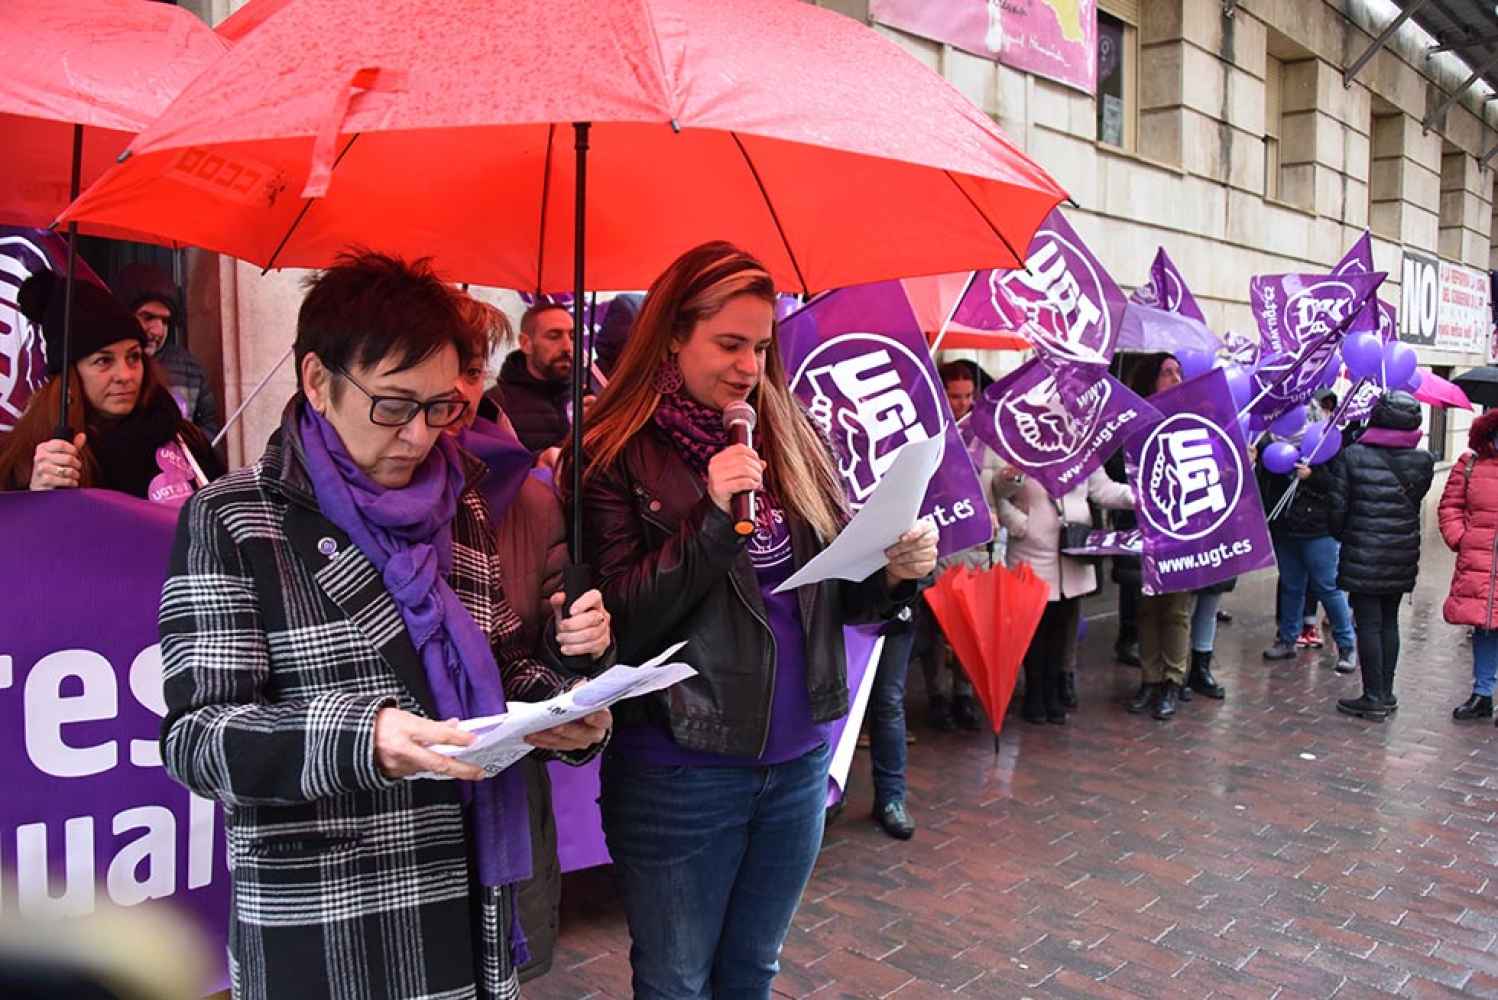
{"left": 951, "top": 694, "right": 983, "bottom": 731}
{"left": 1187, "top": 650, "right": 1226, "bottom": 699}
{"left": 1059, "top": 671, "right": 1079, "bottom": 710}
{"left": 928, "top": 694, "right": 957, "bottom": 732}
{"left": 1115, "top": 638, "right": 1142, "bottom": 667}
{"left": 1043, "top": 668, "right": 1067, "bottom": 725}
{"left": 1021, "top": 661, "right": 1046, "bottom": 724}
{"left": 1454, "top": 694, "right": 1493, "bottom": 720}
{"left": 1152, "top": 682, "right": 1179, "bottom": 720}
{"left": 1126, "top": 682, "right": 1157, "bottom": 714}
{"left": 1337, "top": 693, "right": 1388, "bottom": 720}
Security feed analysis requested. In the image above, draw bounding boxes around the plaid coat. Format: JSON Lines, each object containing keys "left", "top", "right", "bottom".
{"left": 160, "top": 407, "right": 593, "bottom": 1000}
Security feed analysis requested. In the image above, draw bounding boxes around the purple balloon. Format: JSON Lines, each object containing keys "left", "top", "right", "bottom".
{"left": 1178, "top": 346, "right": 1216, "bottom": 380}
{"left": 1263, "top": 441, "right": 1300, "bottom": 475}
{"left": 1300, "top": 423, "right": 1342, "bottom": 465}
{"left": 1269, "top": 406, "right": 1307, "bottom": 437}
{"left": 1342, "top": 332, "right": 1383, "bottom": 380}
{"left": 1222, "top": 364, "right": 1252, "bottom": 411}
{"left": 1405, "top": 366, "right": 1425, "bottom": 392}
{"left": 1382, "top": 341, "right": 1417, "bottom": 388}
{"left": 1318, "top": 351, "right": 1342, "bottom": 387}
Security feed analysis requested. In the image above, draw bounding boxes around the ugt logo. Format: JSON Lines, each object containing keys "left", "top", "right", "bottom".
{"left": 994, "top": 368, "right": 1111, "bottom": 469}
{"left": 1138, "top": 414, "right": 1243, "bottom": 542}
{"left": 0, "top": 235, "right": 56, "bottom": 434}
{"left": 792, "top": 333, "right": 942, "bottom": 506}
{"left": 1284, "top": 281, "right": 1358, "bottom": 342}
{"left": 988, "top": 230, "right": 1113, "bottom": 365}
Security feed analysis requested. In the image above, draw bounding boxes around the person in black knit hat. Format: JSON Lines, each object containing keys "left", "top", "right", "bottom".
{"left": 0, "top": 270, "right": 221, "bottom": 496}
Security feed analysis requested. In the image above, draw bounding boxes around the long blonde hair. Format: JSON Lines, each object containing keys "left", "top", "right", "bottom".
{"left": 574, "top": 241, "right": 847, "bottom": 541}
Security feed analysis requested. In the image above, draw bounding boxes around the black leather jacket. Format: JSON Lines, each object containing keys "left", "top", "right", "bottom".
{"left": 578, "top": 426, "right": 919, "bottom": 757}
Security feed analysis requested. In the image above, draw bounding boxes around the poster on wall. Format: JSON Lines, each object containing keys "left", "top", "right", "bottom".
{"left": 1400, "top": 249, "right": 1438, "bottom": 347}
{"left": 868, "top": 0, "right": 1098, "bottom": 95}
{"left": 1436, "top": 260, "right": 1490, "bottom": 355}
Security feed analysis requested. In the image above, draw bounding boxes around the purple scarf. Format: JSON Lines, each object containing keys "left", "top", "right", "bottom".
{"left": 653, "top": 387, "right": 778, "bottom": 532}
{"left": 1360, "top": 427, "right": 1422, "bottom": 449}
{"left": 298, "top": 406, "right": 531, "bottom": 962}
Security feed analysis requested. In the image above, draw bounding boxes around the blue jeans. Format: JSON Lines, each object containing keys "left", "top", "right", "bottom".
{"left": 1190, "top": 590, "right": 1222, "bottom": 654}
{"left": 1475, "top": 629, "right": 1498, "bottom": 697}
{"left": 599, "top": 744, "right": 832, "bottom": 1000}
{"left": 1274, "top": 535, "right": 1355, "bottom": 652}
{"left": 871, "top": 628, "right": 913, "bottom": 807}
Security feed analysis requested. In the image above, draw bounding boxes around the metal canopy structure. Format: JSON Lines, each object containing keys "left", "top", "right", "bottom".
{"left": 1344, "top": 0, "right": 1498, "bottom": 161}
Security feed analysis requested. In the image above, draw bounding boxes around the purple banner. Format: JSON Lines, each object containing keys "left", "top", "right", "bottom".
{"left": 0, "top": 490, "right": 229, "bottom": 992}
{"left": 1062, "top": 527, "right": 1142, "bottom": 558}
{"left": 1330, "top": 230, "right": 1382, "bottom": 340}
{"left": 952, "top": 209, "right": 1126, "bottom": 367}
{"left": 971, "top": 357, "right": 1161, "bottom": 499}
{"left": 1, "top": 227, "right": 108, "bottom": 435}
{"left": 1126, "top": 370, "right": 1276, "bottom": 595}
{"left": 1130, "top": 247, "right": 1206, "bottom": 323}
{"left": 779, "top": 279, "right": 993, "bottom": 558}
{"left": 1247, "top": 272, "right": 1385, "bottom": 426}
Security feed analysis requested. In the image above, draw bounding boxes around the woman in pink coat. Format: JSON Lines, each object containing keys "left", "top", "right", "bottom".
{"left": 1439, "top": 408, "right": 1498, "bottom": 722}
{"left": 999, "top": 468, "right": 1134, "bottom": 723}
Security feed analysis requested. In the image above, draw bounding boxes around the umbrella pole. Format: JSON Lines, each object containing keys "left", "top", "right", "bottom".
{"left": 561, "top": 121, "right": 593, "bottom": 652}
{"left": 54, "top": 123, "right": 84, "bottom": 440}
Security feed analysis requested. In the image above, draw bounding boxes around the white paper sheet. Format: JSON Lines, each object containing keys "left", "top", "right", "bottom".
{"left": 415, "top": 642, "right": 694, "bottom": 779}
{"left": 772, "top": 434, "right": 943, "bottom": 594}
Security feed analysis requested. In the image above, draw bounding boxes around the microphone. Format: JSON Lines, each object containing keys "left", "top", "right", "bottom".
{"left": 722, "top": 401, "right": 757, "bottom": 537}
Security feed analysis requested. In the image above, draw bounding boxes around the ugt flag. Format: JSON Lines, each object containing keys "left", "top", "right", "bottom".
{"left": 971, "top": 357, "right": 1161, "bottom": 499}
{"left": 951, "top": 209, "right": 1126, "bottom": 367}
{"left": 1247, "top": 271, "right": 1385, "bottom": 427}
{"left": 1129, "top": 246, "right": 1206, "bottom": 323}
{"left": 1126, "top": 369, "right": 1275, "bottom": 595}
{"left": 778, "top": 280, "right": 992, "bottom": 558}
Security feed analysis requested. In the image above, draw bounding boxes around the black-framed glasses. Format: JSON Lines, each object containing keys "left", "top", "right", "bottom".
{"left": 332, "top": 367, "right": 470, "bottom": 428}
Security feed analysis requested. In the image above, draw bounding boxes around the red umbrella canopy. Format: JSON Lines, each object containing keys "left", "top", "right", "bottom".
{"left": 61, "top": 0, "right": 1066, "bottom": 293}
{"left": 0, "top": 0, "right": 228, "bottom": 229}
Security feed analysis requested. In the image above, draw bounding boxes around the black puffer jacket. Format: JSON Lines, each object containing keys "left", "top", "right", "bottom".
{"left": 1257, "top": 443, "right": 1340, "bottom": 539}
{"left": 491, "top": 350, "right": 570, "bottom": 453}
{"left": 1327, "top": 392, "right": 1436, "bottom": 596}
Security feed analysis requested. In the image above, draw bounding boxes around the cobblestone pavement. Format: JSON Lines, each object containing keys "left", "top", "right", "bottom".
{"left": 531, "top": 538, "right": 1498, "bottom": 998}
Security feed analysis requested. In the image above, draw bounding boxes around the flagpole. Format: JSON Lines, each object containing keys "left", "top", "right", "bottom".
{"left": 928, "top": 271, "right": 977, "bottom": 356}
{"left": 1235, "top": 301, "right": 1372, "bottom": 420}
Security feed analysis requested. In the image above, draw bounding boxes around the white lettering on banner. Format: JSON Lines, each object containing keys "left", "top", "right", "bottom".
{"left": 918, "top": 498, "right": 979, "bottom": 533}
{"left": 1401, "top": 252, "right": 1439, "bottom": 345}
{"left": 1437, "top": 260, "right": 1491, "bottom": 354}
{"left": 1160, "top": 428, "right": 1227, "bottom": 528}
{"left": 1156, "top": 538, "right": 1257, "bottom": 575}
{"left": 5, "top": 642, "right": 223, "bottom": 918}
{"left": 1053, "top": 405, "right": 1139, "bottom": 489}
{"left": 1000, "top": 241, "right": 1103, "bottom": 345}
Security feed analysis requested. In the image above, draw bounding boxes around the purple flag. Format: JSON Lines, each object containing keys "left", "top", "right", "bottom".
{"left": 951, "top": 209, "right": 1126, "bottom": 366}
{"left": 778, "top": 279, "right": 993, "bottom": 558}
{"left": 970, "top": 357, "right": 1161, "bottom": 499}
{"left": 1246, "top": 271, "right": 1385, "bottom": 426}
{"left": 1130, "top": 247, "right": 1207, "bottom": 323}
{"left": 1116, "top": 303, "right": 1220, "bottom": 356}
{"left": 1330, "top": 230, "right": 1381, "bottom": 339}
{"left": 1125, "top": 369, "right": 1276, "bottom": 595}
{"left": 1342, "top": 300, "right": 1400, "bottom": 423}
{"left": 1061, "top": 528, "right": 1142, "bottom": 558}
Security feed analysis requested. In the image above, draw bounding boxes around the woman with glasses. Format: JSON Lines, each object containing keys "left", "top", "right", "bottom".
{"left": 158, "top": 251, "right": 614, "bottom": 1000}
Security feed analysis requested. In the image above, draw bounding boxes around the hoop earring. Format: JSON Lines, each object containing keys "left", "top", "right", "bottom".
{"left": 653, "top": 355, "right": 683, "bottom": 395}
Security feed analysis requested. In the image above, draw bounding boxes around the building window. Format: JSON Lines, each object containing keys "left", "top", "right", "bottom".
{"left": 1264, "top": 54, "right": 1282, "bottom": 201}
{"left": 1096, "top": 5, "right": 1138, "bottom": 152}
{"left": 1429, "top": 366, "right": 1451, "bottom": 462}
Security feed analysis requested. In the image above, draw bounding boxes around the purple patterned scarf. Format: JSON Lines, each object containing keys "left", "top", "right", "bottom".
{"left": 653, "top": 385, "right": 778, "bottom": 532}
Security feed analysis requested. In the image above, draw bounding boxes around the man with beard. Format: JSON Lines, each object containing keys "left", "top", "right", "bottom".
{"left": 490, "top": 300, "right": 578, "bottom": 454}
{"left": 112, "top": 263, "right": 221, "bottom": 441}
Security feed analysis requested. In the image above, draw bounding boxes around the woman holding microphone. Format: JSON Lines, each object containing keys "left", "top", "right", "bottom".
{"left": 571, "top": 241, "right": 937, "bottom": 1000}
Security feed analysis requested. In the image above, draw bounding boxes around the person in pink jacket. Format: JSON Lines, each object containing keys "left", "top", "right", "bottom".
{"left": 998, "top": 468, "right": 1135, "bottom": 723}
{"left": 1439, "top": 408, "right": 1498, "bottom": 722}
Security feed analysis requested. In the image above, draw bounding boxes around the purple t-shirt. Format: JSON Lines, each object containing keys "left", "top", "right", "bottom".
{"left": 609, "top": 504, "right": 831, "bottom": 766}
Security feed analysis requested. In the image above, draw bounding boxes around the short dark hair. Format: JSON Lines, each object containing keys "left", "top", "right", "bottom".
{"left": 520, "top": 302, "right": 572, "bottom": 338}
{"left": 938, "top": 360, "right": 978, "bottom": 387}
{"left": 294, "top": 250, "right": 472, "bottom": 388}
{"left": 1319, "top": 392, "right": 1338, "bottom": 411}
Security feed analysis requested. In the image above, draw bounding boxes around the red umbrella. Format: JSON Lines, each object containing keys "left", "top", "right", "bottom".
{"left": 59, "top": 0, "right": 1064, "bottom": 294}
{"left": 61, "top": 0, "right": 1065, "bottom": 581}
{"left": 924, "top": 561, "right": 1048, "bottom": 748}
{"left": 1, "top": 0, "right": 227, "bottom": 232}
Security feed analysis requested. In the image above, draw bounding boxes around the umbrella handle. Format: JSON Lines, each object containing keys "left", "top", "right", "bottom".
{"left": 558, "top": 562, "right": 598, "bottom": 675}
